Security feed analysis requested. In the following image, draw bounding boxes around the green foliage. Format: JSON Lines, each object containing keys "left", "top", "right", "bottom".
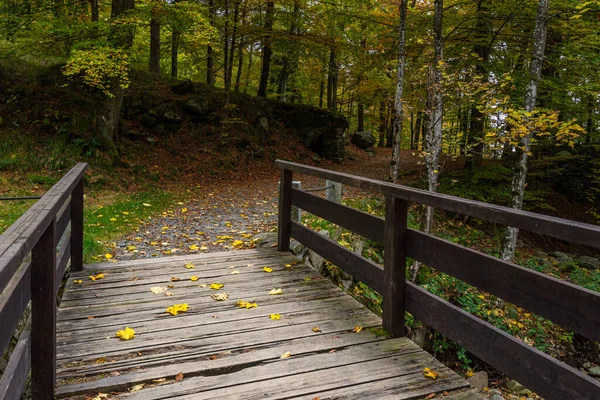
{"left": 63, "top": 48, "right": 131, "bottom": 97}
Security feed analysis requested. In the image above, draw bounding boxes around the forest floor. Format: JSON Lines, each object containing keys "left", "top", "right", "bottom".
{"left": 108, "top": 147, "right": 429, "bottom": 262}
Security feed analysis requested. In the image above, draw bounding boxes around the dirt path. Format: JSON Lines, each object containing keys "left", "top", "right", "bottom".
{"left": 112, "top": 148, "right": 425, "bottom": 261}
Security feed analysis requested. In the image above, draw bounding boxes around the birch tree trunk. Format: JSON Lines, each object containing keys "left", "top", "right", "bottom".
{"left": 500, "top": 0, "right": 549, "bottom": 262}
{"left": 413, "top": 0, "right": 443, "bottom": 282}
{"left": 389, "top": 0, "right": 408, "bottom": 183}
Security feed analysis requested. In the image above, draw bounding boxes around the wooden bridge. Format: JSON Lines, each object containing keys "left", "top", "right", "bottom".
{"left": 1, "top": 161, "right": 600, "bottom": 400}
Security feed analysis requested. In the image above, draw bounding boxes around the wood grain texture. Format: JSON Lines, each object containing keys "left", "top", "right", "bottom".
{"left": 0, "top": 318, "right": 31, "bottom": 400}
{"left": 277, "top": 169, "right": 293, "bottom": 252}
{"left": 405, "top": 282, "right": 600, "bottom": 400}
{"left": 54, "top": 250, "right": 479, "bottom": 400}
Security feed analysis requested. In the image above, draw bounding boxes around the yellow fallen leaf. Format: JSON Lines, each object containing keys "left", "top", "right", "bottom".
{"left": 280, "top": 351, "right": 292, "bottom": 359}
{"left": 181, "top": 208, "right": 188, "bottom": 213}
{"left": 232, "top": 240, "right": 244, "bottom": 247}
{"left": 127, "top": 245, "right": 136, "bottom": 251}
{"left": 150, "top": 287, "right": 167, "bottom": 294}
{"left": 189, "top": 244, "right": 199, "bottom": 251}
{"left": 166, "top": 303, "right": 189, "bottom": 316}
{"left": 129, "top": 384, "right": 144, "bottom": 392}
{"left": 142, "top": 203, "right": 151, "bottom": 207}
{"left": 168, "top": 284, "right": 175, "bottom": 288}
{"left": 269, "top": 314, "right": 281, "bottom": 320}
{"left": 104, "top": 254, "right": 113, "bottom": 259}
{"left": 423, "top": 368, "right": 439, "bottom": 380}
{"left": 73, "top": 279, "right": 82, "bottom": 284}
{"left": 89, "top": 273, "right": 105, "bottom": 281}
{"left": 110, "top": 218, "right": 117, "bottom": 222}
{"left": 352, "top": 326, "right": 363, "bottom": 333}
{"left": 184, "top": 263, "right": 196, "bottom": 269}
{"left": 210, "top": 283, "right": 224, "bottom": 290}
{"left": 231, "top": 270, "right": 240, "bottom": 274}
{"left": 116, "top": 327, "right": 136, "bottom": 340}
{"left": 171, "top": 277, "right": 180, "bottom": 282}
{"left": 211, "top": 293, "right": 229, "bottom": 301}
{"left": 91, "top": 394, "right": 109, "bottom": 400}
{"left": 285, "top": 263, "right": 292, "bottom": 268}
{"left": 263, "top": 267, "right": 273, "bottom": 273}
{"left": 466, "top": 370, "right": 474, "bottom": 378}
{"left": 236, "top": 300, "right": 258, "bottom": 309}
{"left": 190, "top": 276, "right": 199, "bottom": 281}
{"left": 312, "top": 327, "right": 321, "bottom": 333}
{"left": 175, "top": 372, "right": 184, "bottom": 381}
{"left": 268, "top": 288, "right": 283, "bottom": 295}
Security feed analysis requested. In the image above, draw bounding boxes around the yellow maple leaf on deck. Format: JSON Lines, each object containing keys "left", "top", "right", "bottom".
{"left": 184, "top": 263, "right": 196, "bottom": 269}
{"left": 166, "top": 303, "right": 189, "bottom": 316}
{"left": 190, "top": 276, "right": 199, "bottom": 281}
{"left": 210, "top": 283, "right": 224, "bottom": 290}
{"left": 211, "top": 293, "right": 229, "bottom": 301}
{"left": 269, "top": 314, "right": 281, "bottom": 320}
{"left": 116, "top": 327, "right": 136, "bottom": 340}
{"left": 268, "top": 288, "right": 283, "bottom": 295}
{"left": 236, "top": 300, "right": 258, "bottom": 309}
{"left": 262, "top": 267, "right": 273, "bottom": 273}
{"left": 89, "top": 273, "right": 105, "bottom": 281}
{"left": 352, "top": 326, "right": 363, "bottom": 333}
{"left": 423, "top": 368, "right": 439, "bottom": 380}
{"left": 150, "top": 287, "right": 167, "bottom": 294}
{"left": 189, "top": 244, "right": 199, "bottom": 251}
{"left": 312, "top": 327, "right": 321, "bottom": 333}
{"left": 73, "top": 279, "right": 83, "bottom": 284}
{"left": 280, "top": 351, "right": 292, "bottom": 359}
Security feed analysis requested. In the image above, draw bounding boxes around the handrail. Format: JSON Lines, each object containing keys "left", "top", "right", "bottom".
{"left": 275, "top": 159, "right": 600, "bottom": 400}
{"left": 0, "top": 163, "right": 87, "bottom": 399}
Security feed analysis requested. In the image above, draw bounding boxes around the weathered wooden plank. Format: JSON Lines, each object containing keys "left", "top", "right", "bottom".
{"left": 70, "top": 178, "right": 84, "bottom": 272}
{"left": 277, "top": 169, "right": 293, "bottom": 251}
{"left": 290, "top": 221, "right": 385, "bottom": 293}
{"left": 383, "top": 195, "right": 407, "bottom": 338}
{"left": 405, "top": 282, "right": 600, "bottom": 400}
{"left": 31, "top": 219, "right": 57, "bottom": 398}
{"left": 122, "top": 351, "right": 455, "bottom": 400}
{"left": 275, "top": 160, "right": 600, "bottom": 248}
{"left": 57, "top": 333, "right": 408, "bottom": 397}
{"left": 56, "top": 295, "right": 368, "bottom": 342}
{"left": 291, "top": 188, "right": 385, "bottom": 244}
{"left": 56, "top": 237, "right": 71, "bottom": 290}
{"left": 407, "top": 229, "right": 600, "bottom": 342}
{"left": 57, "top": 307, "right": 381, "bottom": 365}
{"left": 0, "top": 318, "right": 32, "bottom": 400}
{"left": 0, "top": 260, "right": 30, "bottom": 357}
{"left": 56, "top": 199, "right": 71, "bottom": 241}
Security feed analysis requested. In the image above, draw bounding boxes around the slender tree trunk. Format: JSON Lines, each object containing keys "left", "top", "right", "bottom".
{"left": 500, "top": 0, "right": 549, "bottom": 262}
{"left": 243, "top": 45, "right": 253, "bottom": 93}
{"left": 257, "top": 0, "right": 274, "bottom": 97}
{"left": 389, "top": 0, "right": 408, "bottom": 183}
{"left": 206, "top": 0, "right": 215, "bottom": 86}
{"left": 90, "top": 0, "right": 98, "bottom": 21}
{"left": 414, "top": 112, "right": 423, "bottom": 150}
{"left": 223, "top": 0, "right": 230, "bottom": 89}
{"left": 171, "top": 30, "right": 180, "bottom": 78}
{"left": 327, "top": 47, "right": 338, "bottom": 110}
{"left": 356, "top": 36, "right": 367, "bottom": 131}
{"left": 226, "top": 0, "right": 240, "bottom": 93}
{"left": 379, "top": 100, "right": 386, "bottom": 147}
{"left": 319, "top": 80, "right": 325, "bottom": 108}
{"left": 149, "top": 17, "right": 161, "bottom": 74}
{"left": 234, "top": 45, "right": 244, "bottom": 92}
{"left": 277, "top": 0, "right": 300, "bottom": 101}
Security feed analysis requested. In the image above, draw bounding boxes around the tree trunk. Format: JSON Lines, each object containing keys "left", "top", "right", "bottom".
{"left": 465, "top": 0, "right": 490, "bottom": 169}
{"left": 226, "top": 0, "right": 240, "bottom": 93}
{"left": 500, "top": 0, "right": 549, "bottom": 262}
{"left": 171, "top": 30, "right": 180, "bottom": 78}
{"left": 327, "top": 46, "right": 338, "bottom": 110}
{"left": 379, "top": 100, "right": 386, "bottom": 147}
{"left": 149, "top": 18, "right": 161, "bottom": 74}
{"left": 414, "top": 112, "right": 423, "bottom": 150}
{"left": 319, "top": 80, "right": 325, "bottom": 108}
{"left": 257, "top": 0, "right": 274, "bottom": 97}
{"left": 206, "top": 0, "right": 215, "bottom": 86}
{"left": 389, "top": 0, "right": 408, "bottom": 183}
{"left": 587, "top": 95, "right": 594, "bottom": 143}
{"left": 223, "top": 0, "right": 230, "bottom": 89}
{"left": 243, "top": 45, "right": 253, "bottom": 93}
{"left": 277, "top": 0, "right": 299, "bottom": 101}
{"left": 234, "top": 45, "right": 244, "bottom": 92}
{"left": 90, "top": 0, "right": 98, "bottom": 21}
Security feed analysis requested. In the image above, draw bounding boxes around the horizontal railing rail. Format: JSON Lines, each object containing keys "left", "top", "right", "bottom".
{"left": 275, "top": 159, "right": 600, "bottom": 400}
{"left": 0, "top": 163, "right": 87, "bottom": 400}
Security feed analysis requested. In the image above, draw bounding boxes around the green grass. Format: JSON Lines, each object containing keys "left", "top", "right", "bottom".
{"left": 83, "top": 190, "right": 175, "bottom": 263}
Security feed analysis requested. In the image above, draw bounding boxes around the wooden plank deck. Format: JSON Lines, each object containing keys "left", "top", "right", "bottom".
{"left": 55, "top": 248, "right": 484, "bottom": 400}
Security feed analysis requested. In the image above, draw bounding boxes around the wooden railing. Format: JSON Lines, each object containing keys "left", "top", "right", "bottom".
{"left": 275, "top": 160, "right": 600, "bottom": 400}
{"left": 0, "top": 163, "right": 87, "bottom": 399}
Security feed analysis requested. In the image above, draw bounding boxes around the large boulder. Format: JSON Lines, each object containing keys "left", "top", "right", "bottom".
{"left": 351, "top": 131, "right": 376, "bottom": 149}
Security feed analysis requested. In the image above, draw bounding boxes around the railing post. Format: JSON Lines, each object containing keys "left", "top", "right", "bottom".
{"left": 383, "top": 195, "right": 408, "bottom": 338}
{"left": 70, "top": 177, "right": 84, "bottom": 272}
{"left": 31, "top": 219, "right": 57, "bottom": 398}
{"left": 278, "top": 169, "right": 293, "bottom": 252}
